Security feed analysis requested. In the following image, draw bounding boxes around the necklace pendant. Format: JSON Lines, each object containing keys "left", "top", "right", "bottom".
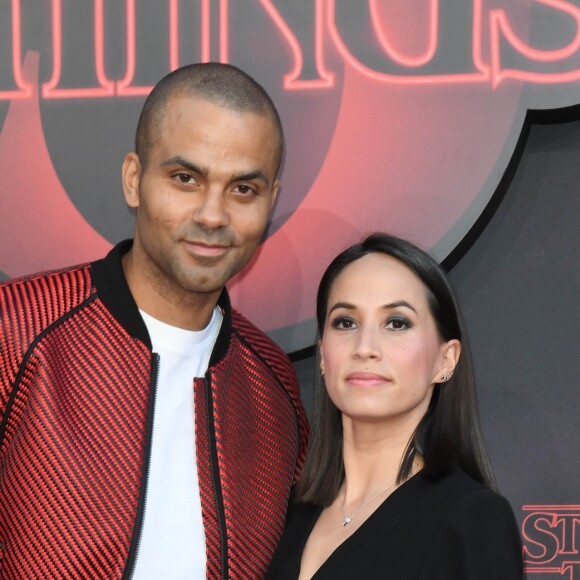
{"left": 342, "top": 516, "right": 352, "bottom": 526}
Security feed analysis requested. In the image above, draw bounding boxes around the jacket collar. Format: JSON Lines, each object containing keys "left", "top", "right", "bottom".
{"left": 90, "top": 240, "right": 232, "bottom": 363}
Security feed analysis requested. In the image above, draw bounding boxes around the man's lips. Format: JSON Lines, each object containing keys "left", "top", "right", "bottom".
{"left": 345, "top": 371, "right": 389, "bottom": 386}
{"left": 183, "top": 240, "right": 230, "bottom": 257}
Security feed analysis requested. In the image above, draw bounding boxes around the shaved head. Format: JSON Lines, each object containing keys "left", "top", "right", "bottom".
{"left": 135, "top": 62, "right": 284, "bottom": 174}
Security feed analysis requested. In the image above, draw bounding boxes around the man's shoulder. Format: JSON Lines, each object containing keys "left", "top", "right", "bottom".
{"left": 1, "top": 241, "right": 127, "bottom": 301}
{"left": 1, "top": 261, "right": 93, "bottom": 291}
{"left": 229, "top": 308, "right": 296, "bottom": 380}
{"left": 230, "top": 308, "right": 290, "bottom": 358}
{"left": 0, "top": 261, "right": 95, "bottom": 320}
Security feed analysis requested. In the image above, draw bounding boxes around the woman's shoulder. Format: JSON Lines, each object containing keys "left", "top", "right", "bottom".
{"left": 416, "top": 469, "right": 523, "bottom": 578}
{"left": 389, "top": 468, "right": 517, "bottom": 532}
{"left": 399, "top": 469, "right": 521, "bottom": 547}
{"left": 418, "top": 468, "right": 507, "bottom": 508}
{"left": 436, "top": 470, "right": 520, "bottom": 537}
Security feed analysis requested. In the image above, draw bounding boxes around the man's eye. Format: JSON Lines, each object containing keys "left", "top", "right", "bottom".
{"left": 175, "top": 173, "right": 195, "bottom": 184}
{"left": 234, "top": 184, "right": 256, "bottom": 195}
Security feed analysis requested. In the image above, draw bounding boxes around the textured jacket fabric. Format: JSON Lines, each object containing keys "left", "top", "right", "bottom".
{"left": 0, "top": 240, "right": 309, "bottom": 579}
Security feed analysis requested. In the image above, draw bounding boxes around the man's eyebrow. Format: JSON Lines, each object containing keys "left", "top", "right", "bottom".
{"left": 162, "top": 156, "right": 207, "bottom": 177}
{"left": 231, "top": 170, "right": 271, "bottom": 188}
{"left": 328, "top": 300, "right": 417, "bottom": 315}
{"left": 160, "top": 157, "right": 271, "bottom": 187}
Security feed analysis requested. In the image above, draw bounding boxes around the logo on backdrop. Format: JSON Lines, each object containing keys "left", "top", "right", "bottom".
{"left": 1, "top": 0, "right": 580, "bottom": 349}
{"left": 522, "top": 505, "right": 580, "bottom": 579}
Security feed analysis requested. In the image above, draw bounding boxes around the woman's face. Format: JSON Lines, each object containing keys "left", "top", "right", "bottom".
{"left": 320, "top": 253, "right": 459, "bottom": 427}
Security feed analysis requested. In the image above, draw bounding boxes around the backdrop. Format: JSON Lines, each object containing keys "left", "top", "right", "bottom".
{"left": 294, "top": 109, "right": 580, "bottom": 579}
{"left": 2, "top": 2, "right": 580, "bottom": 576}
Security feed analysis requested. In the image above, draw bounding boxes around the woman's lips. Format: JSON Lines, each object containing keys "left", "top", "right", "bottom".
{"left": 345, "top": 371, "right": 389, "bottom": 386}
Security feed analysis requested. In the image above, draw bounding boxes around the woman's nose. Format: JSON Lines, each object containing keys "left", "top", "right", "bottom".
{"left": 352, "top": 326, "right": 382, "bottom": 360}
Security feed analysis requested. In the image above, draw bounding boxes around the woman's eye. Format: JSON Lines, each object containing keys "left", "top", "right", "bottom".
{"left": 331, "top": 316, "right": 356, "bottom": 330}
{"left": 386, "top": 317, "right": 410, "bottom": 331}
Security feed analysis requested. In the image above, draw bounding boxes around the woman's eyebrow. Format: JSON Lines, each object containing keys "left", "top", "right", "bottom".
{"left": 328, "top": 302, "right": 355, "bottom": 315}
{"left": 383, "top": 300, "right": 417, "bottom": 314}
{"left": 328, "top": 299, "right": 418, "bottom": 315}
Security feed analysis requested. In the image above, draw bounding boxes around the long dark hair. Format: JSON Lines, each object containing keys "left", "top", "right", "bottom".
{"left": 295, "top": 233, "right": 494, "bottom": 506}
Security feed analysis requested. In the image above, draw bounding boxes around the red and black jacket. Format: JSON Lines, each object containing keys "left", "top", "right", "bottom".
{"left": 0, "top": 241, "right": 309, "bottom": 579}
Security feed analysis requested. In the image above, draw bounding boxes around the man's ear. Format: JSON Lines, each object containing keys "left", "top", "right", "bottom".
{"left": 270, "top": 179, "right": 280, "bottom": 210}
{"left": 122, "top": 152, "right": 142, "bottom": 209}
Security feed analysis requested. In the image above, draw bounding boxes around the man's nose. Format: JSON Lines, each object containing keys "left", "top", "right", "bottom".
{"left": 192, "top": 188, "right": 229, "bottom": 229}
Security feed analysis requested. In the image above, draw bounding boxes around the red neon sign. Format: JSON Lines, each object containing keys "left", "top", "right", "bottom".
{"left": 523, "top": 505, "right": 580, "bottom": 579}
{"left": 1, "top": 0, "right": 580, "bottom": 99}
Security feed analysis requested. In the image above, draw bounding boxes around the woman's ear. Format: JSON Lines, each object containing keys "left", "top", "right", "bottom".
{"left": 434, "top": 339, "right": 461, "bottom": 383}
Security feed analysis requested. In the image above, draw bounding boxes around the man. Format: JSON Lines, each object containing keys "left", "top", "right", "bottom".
{"left": 0, "top": 63, "right": 308, "bottom": 579}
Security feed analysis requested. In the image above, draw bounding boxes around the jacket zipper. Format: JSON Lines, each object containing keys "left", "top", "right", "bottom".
{"left": 204, "top": 374, "right": 229, "bottom": 579}
{"left": 123, "top": 353, "right": 160, "bottom": 579}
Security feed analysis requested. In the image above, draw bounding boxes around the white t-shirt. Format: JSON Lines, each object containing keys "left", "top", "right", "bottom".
{"left": 132, "top": 307, "right": 223, "bottom": 579}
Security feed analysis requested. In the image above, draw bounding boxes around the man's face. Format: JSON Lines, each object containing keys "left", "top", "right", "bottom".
{"left": 123, "top": 95, "right": 280, "bottom": 305}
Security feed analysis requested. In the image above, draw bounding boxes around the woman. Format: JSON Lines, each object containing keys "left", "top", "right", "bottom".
{"left": 267, "top": 233, "right": 523, "bottom": 579}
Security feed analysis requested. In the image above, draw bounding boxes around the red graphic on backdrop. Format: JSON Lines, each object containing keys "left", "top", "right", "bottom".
{"left": 523, "top": 505, "right": 580, "bottom": 578}
{"left": 2, "top": 0, "right": 580, "bottom": 97}
{"left": 1, "top": 1, "right": 580, "bottom": 349}
{"left": 1, "top": 0, "right": 579, "bottom": 95}
{"left": 0, "top": 53, "right": 110, "bottom": 276}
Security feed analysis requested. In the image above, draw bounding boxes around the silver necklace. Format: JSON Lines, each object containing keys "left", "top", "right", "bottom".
{"left": 342, "top": 482, "right": 397, "bottom": 527}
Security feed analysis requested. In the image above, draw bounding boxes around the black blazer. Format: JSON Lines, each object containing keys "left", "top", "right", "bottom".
{"left": 267, "top": 470, "right": 523, "bottom": 579}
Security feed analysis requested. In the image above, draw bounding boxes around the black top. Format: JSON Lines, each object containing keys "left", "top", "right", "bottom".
{"left": 267, "top": 470, "right": 523, "bottom": 579}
